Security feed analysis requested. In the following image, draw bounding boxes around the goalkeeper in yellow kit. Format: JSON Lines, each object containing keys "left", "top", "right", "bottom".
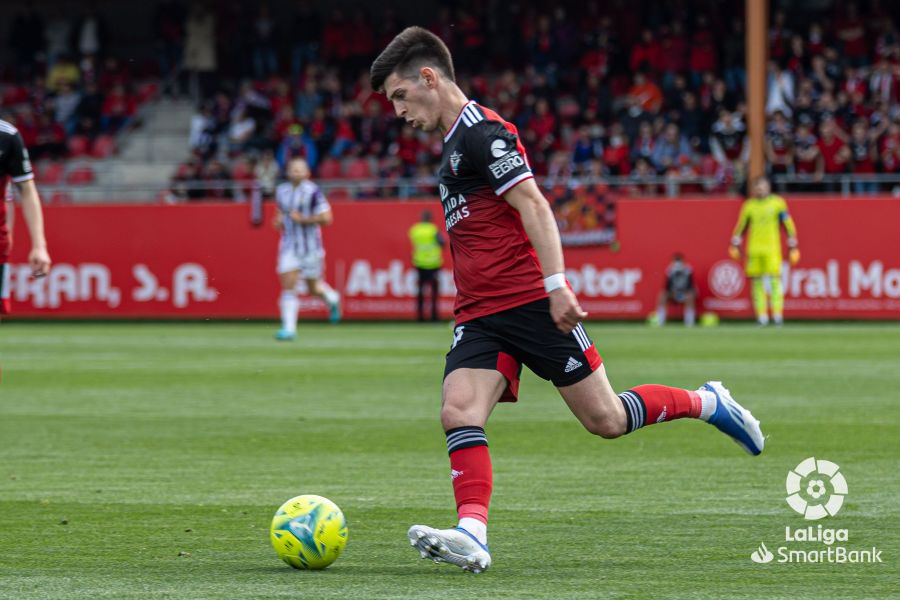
{"left": 729, "top": 176, "right": 800, "bottom": 326}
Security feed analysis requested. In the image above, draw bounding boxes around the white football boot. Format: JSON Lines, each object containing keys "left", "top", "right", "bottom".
{"left": 408, "top": 524, "right": 491, "bottom": 573}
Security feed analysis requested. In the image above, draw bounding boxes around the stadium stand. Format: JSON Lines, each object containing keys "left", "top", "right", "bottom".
{"left": 5, "top": 0, "right": 900, "bottom": 200}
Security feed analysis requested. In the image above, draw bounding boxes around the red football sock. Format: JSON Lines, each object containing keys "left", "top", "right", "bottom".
{"left": 618, "top": 384, "right": 702, "bottom": 432}
{"left": 449, "top": 445, "right": 492, "bottom": 524}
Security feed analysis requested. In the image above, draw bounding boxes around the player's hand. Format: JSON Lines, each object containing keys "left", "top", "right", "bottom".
{"left": 548, "top": 287, "right": 587, "bottom": 334}
{"left": 789, "top": 247, "right": 801, "bottom": 265}
{"left": 29, "top": 246, "right": 50, "bottom": 278}
{"left": 728, "top": 245, "right": 741, "bottom": 261}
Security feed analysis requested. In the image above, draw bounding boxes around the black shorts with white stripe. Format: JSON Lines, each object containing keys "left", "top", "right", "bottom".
{"left": 444, "top": 298, "right": 603, "bottom": 400}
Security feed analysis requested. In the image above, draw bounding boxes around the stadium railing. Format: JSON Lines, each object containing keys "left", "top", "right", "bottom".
{"left": 32, "top": 174, "right": 900, "bottom": 203}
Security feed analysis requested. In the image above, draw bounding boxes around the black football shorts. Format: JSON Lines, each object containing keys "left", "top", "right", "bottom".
{"left": 444, "top": 298, "right": 602, "bottom": 401}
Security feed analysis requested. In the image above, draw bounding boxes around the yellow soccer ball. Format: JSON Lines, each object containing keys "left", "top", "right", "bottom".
{"left": 270, "top": 495, "right": 348, "bottom": 569}
{"left": 700, "top": 312, "right": 720, "bottom": 327}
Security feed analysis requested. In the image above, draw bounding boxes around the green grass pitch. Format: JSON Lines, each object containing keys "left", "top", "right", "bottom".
{"left": 1, "top": 321, "right": 898, "bottom": 599}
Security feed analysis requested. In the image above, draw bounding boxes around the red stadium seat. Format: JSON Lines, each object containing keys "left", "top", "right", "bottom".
{"left": 231, "top": 160, "right": 253, "bottom": 181}
{"left": 345, "top": 157, "right": 373, "bottom": 179}
{"left": 91, "top": 135, "right": 117, "bottom": 159}
{"left": 317, "top": 158, "right": 343, "bottom": 179}
{"left": 2, "top": 86, "right": 28, "bottom": 106}
{"left": 67, "top": 135, "right": 91, "bottom": 157}
{"left": 66, "top": 165, "right": 95, "bottom": 185}
{"left": 326, "top": 187, "right": 350, "bottom": 201}
{"left": 136, "top": 82, "right": 160, "bottom": 104}
{"left": 39, "top": 162, "right": 65, "bottom": 185}
{"left": 49, "top": 190, "right": 74, "bottom": 204}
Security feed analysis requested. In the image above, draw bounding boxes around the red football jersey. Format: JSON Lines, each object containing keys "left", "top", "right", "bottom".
{"left": 437, "top": 101, "right": 545, "bottom": 323}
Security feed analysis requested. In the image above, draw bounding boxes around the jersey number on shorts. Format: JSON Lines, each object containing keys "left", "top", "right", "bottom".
{"left": 451, "top": 326, "right": 465, "bottom": 349}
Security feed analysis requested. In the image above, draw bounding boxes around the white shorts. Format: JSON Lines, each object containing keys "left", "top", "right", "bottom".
{"left": 277, "top": 250, "right": 324, "bottom": 279}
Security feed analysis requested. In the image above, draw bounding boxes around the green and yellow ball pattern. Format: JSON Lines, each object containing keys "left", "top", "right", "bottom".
{"left": 270, "top": 495, "right": 348, "bottom": 570}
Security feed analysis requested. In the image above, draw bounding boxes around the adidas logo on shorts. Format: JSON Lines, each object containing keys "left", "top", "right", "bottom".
{"left": 564, "top": 356, "right": 583, "bottom": 373}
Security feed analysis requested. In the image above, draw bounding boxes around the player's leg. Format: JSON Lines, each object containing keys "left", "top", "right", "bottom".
{"left": 684, "top": 290, "right": 696, "bottom": 326}
{"left": 441, "top": 367, "right": 506, "bottom": 533}
{"left": 427, "top": 270, "right": 440, "bottom": 321}
{"left": 409, "top": 367, "right": 504, "bottom": 573}
{"left": 499, "top": 300, "right": 764, "bottom": 455}
{"left": 0, "top": 263, "right": 11, "bottom": 320}
{"left": 409, "top": 321, "right": 515, "bottom": 572}
{"left": 746, "top": 254, "right": 769, "bottom": 325}
{"left": 767, "top": 255, "right": 785, "bottom": 325}
{"left": 276, "top": 252, "right": 301, "bottom": 340}
{"left": 415, "top": 268, "right": 426, "bottom": 322}
{"left": 655, "top": 290, "right": 669, "bottom": 325}
{"left": 750, "top": 277, "right": 769, "bottom": 325}
{"left": 558, "top": 358, "right": 764, "bottom": 455}
{"left": 301, "top": 253, "right": 341, "bottom": 322}
{"left": 305, "top": 277, "right": 341, "bottom": 322}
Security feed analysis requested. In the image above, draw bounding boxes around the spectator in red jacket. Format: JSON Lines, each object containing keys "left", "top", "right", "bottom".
{"left": 630, "top": 28, "right": 662, "bottom": 74}
{"left": 602, "top": 123, "right": 631, "bottom": 176}
{"left": 660, "top": 22, "right": 688, "bottom": 87}
{"left": 689, "top": 15, "right": 718, "bottom": 86}
{"left": 836, "top": 2, "right": 868, "bottom": 67}
{"left": 880, "top": 121, "right": 900, "bottom": 173}
{"left": 818, "top": 118, "right": 851, "bottom": 190}
{"left": 33, "top": 112, "right": 67, "bottom": 160}
{"left": 100, "top": 83, "right": 135, "bottom": 133}
{"left": 794, "top": 123, "right": 824, "bottom": 191}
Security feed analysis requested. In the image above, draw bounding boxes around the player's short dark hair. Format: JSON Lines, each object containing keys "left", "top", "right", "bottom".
{"left": 370, "top": 26, "right": 455, "bottom": 92}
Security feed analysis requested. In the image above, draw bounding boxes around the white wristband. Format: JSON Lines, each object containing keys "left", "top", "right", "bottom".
{"left": 543, "top": 273, "right": 567, "bottom": 293}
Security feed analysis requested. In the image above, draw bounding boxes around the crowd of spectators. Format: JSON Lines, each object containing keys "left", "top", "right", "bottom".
{"left": 4, "top": 6, "right": 155, "bottom": 165}
{"left": 9, "top": 1, "right": 900, "bottom": 198}
{"left": 166, "top": 0, "right": 900, "bottom": 199}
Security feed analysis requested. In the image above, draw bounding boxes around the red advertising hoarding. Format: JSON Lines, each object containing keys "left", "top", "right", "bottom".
{"left": 6, "top": 197, "right": 899, "bottom": 319}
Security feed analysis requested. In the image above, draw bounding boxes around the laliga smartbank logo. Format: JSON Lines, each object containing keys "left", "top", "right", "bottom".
{"left": 749, "top": 458, "right": 883, "bottom": 565}
{"left": 786, "top": 456, "right": 847, "bottom": 520}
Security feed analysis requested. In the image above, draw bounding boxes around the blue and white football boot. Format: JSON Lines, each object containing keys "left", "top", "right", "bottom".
{"left": 702, "top": 381, "right": 765, "bottom": 455}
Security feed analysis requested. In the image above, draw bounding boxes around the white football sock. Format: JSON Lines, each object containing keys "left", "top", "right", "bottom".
{"left": 279, "top": 290, "right": 299, "bottom": 333}
{"left": 458, "top": 517, "right": 487, "bottom": 546}
{"left": 684, "top": 306, "right": 696, "bottom": 327}
{"left": 656, "top": 306, "right": 667, "bottom": 325}
{"left": 697, "top": 389, "right": 717, "bottom": 421}
{"left": 319, "top": 282, "right": 340, "bottom": 306}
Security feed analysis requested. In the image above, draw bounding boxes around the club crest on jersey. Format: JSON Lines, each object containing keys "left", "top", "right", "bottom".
{"left": 449, "top": 151, "right": 463, "bottom": 176}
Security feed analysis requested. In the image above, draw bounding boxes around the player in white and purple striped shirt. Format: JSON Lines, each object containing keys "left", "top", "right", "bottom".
{"left": 273, "top": 158, "right": 341, "bottom": 340}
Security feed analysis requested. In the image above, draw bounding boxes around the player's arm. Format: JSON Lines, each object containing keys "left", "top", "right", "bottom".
{"left": 291, "top": 189, "right": 333, "bottom": 225}
{"left": 504, "top": 179, "right": 586, "bottom": 333}
{"left": 5, "top": 195, "right": 13, "bottom": 251}
{"left": 14, "top": 179, "right": 51, "bottom": 277}
{"left": 729, "top": 201, "right": 750, "bottom": 259}
{"left": 777, "top": 197, "right": 800, "bottom": 265}
{"left": 469, "top": 120, "right": 584, "bottom": 332}
{"left": 292, "top": 208, "right": 332, "bottom": 226}
{"left": 6, "top": 128, "right": 50, "bottom": 277}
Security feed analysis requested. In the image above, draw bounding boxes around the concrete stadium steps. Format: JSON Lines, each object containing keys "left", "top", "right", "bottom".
{"left": 45, "top": 98, "right": 195, "bottom": 202}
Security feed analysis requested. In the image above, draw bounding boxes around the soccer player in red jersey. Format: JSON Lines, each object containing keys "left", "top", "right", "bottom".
{"left": 0, "top": 119, "right": 51, "bottom": 317}
{"left": 370, "top": 27, "right": 765, "bottom": 573}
